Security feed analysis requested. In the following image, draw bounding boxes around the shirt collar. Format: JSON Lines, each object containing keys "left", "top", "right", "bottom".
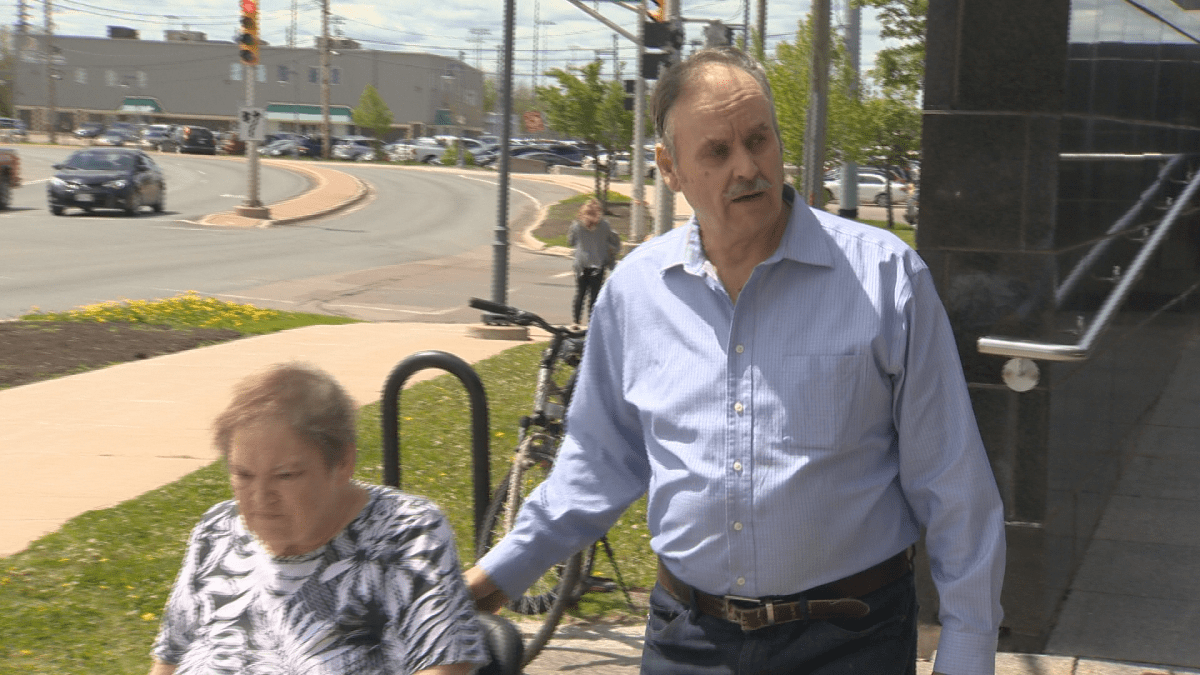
{"left": 668, "top": 183, "right": 836, "bottom": 276}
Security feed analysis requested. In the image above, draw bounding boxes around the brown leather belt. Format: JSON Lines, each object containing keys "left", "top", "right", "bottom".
{"left": 656, "top": 550, "right": 912, "bottom": 631}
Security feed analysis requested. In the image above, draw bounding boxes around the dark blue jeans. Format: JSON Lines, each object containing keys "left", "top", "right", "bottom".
{"left": 641, "top": 571, "right": 918, "bottom": 675}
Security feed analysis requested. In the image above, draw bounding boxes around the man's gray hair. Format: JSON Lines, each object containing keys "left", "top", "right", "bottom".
{"left": 651, "top": 46, "right": 781, "bottom": 160}
{"left": 213, "top": 362, "right": 357, "bottom": 469}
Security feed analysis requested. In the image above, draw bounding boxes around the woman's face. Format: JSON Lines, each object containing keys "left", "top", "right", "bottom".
{"left": 228, "top": 418, "right": 354, "bottom": 556}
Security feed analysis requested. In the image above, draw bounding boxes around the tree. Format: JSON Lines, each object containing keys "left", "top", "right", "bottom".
{"left": 857, "top": 0, "right": 927, "bottom": 101}
{"left": 351, "top": 84, "right": 393, "bottom": 140}
{"left": 766, "top": 16, "right": 870, "bottom": 170}
{"left": 862, "top": 96, "right": 921, "bottom": 228}
{"left": 0, "top": 27, "right": 15, "bottom": 118}
{"left": 537, "top": 61, "right": 633, "bottom": 211}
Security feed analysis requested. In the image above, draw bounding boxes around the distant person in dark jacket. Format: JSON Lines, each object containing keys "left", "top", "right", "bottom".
{"left": 567, "top": 198, "right": 621, "bottom": 325}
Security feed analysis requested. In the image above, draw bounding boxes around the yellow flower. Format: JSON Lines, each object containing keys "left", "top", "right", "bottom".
{"left": 141, "top": 612, "right": 157, "bottom": 621}
{"left": 18, "top": 650, "right": 31, "bottom": 656}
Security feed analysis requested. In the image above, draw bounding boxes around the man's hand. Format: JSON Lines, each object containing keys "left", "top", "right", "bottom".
{"left": 464, "top": 565, "right": 509, "bottom": 614}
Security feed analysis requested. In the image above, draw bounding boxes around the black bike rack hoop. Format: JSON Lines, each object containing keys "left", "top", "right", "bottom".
{"left": 380, "top": 350, "right": 491, "bottom": 544}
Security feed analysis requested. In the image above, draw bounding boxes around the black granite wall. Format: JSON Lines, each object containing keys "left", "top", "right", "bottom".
{"left": 920, "top": 0, "right": 1200, "bottom": 652}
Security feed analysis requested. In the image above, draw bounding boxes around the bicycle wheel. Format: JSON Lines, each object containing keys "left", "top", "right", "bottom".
{"left": 476, "top": 439, "right": 583, "bottom": 665}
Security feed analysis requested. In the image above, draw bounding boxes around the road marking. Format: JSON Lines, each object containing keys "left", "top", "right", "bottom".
{"left": 220, "top": 194, "right": 245, "bottom": 199}
{"left": 325, "top": 303, "right": 459, "bottom": 315}
{"left": 455, "top": 174, "right": 542, "bottom": 211}
{"left": 22, "top": 178, "right": 50, "bottom": 185}
{"left": 154, "top": 289, "right": 299, "bottom": 304}
{"left": 553, "top": 271, "right": 573, "bottom": 278}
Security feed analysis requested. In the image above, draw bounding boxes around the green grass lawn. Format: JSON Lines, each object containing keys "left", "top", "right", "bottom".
{"left": 0, "top": 335, "right": 653, "bottom": 673}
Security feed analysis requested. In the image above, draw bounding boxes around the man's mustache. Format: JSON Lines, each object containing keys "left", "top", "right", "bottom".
{"left": 725, "top": 177, "right": 773, "bottom": 200}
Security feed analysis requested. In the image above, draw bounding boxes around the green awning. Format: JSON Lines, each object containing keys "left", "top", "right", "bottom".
{"left": 265, "top": 103, "right": 354, "bottom": 122}
{"left": 119, "top": 97, "right": 163, "bottom": 113}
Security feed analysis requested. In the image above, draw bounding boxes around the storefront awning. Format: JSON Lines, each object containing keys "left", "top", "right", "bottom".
{"left": 119, "top": 96, "right": 163, "bottom": 113}
{"left": 266, "top": 103, "right": 354, "bottom": 123}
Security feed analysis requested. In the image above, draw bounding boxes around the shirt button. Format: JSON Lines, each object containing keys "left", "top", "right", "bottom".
{"left": 734, "top": 402, "right": 744, "bottom": 414}
{"left": 736, "top": 577, "right": 746, "bottom": 586}
{"left": 733, "top": 461, "right": 742, "bottom": 472}
{"left": 735, "top": 344, "right": 744, "bottom": 354}
{"left": 733, "top": 522, "right": 743, "bottom": 531}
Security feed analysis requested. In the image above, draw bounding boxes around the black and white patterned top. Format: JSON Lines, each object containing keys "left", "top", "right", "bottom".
{"left": 151, "top": 483, "right": 487, "bottom": 674}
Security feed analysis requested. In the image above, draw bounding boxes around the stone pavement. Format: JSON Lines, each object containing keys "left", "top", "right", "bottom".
{"left": 3, "top": 158, "right": 1199, "bottom": 674}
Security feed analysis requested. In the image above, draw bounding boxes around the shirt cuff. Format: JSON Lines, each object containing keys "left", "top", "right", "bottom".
{"left": 477, "top": 535, "right": 546, "bottom": 601}
{"left": 932, "top": 628, "right": 998, "bottom": 675}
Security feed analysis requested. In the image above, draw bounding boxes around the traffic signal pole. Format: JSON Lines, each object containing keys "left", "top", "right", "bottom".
{"left": 653, "top": 0, "right": 680, "bottom": 236}
{"left": 631, "top": 0, "right": 647, "bottom": 242}
{"left": 236, "top": 0, "right": 268, "bottom": 219}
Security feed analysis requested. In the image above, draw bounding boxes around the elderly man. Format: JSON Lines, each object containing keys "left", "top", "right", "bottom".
{"left": 467, "top": 47, "right": 1005, "bottom": 675}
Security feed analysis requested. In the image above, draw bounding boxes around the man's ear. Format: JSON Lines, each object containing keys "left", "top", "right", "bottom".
{"left": 655, "top": 144, "right": 681, "bottom": 192}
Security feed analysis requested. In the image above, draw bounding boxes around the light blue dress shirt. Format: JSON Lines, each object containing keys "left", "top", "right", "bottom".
{"left": 479, "top": 186, "right": 1006, "bottom": 675}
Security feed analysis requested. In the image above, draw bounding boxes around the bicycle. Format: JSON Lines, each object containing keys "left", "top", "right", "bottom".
{"left": 467, "top": 297, "right": 635, "bottom": 665}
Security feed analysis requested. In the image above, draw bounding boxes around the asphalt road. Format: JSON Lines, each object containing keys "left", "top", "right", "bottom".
{"left": 0, "top": 150, "right": 588, "bottom": 324}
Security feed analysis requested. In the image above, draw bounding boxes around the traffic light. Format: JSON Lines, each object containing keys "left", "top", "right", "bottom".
{"left": 649, "top": 0, "right": 665, "bottom": 23}
{"left": 644, "top": 22, "right": 683, "bottom": 50}
{"left": 239, "top": 0, "right": 259, "bottom": 65}
{"left": 641, "top": 52, "right": 672, "bottom": 80}
{"left": 704, "top": 21, "right": 733, "bottom": 48}
{"left": 623, "top": 79, "right": 636, "bottom": 111}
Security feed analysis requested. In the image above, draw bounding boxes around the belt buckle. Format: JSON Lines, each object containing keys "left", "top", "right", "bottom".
{"left": 723, "top": 595, "right": 775, "bottom": 631}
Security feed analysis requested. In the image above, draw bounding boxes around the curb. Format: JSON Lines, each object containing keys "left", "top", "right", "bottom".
{"left": 197, "top": 160, "right": 370, "bottom": 228}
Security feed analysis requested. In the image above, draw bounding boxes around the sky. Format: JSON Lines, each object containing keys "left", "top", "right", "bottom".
{"left": 8, "top": 0, "right": 890, "bottom": 87}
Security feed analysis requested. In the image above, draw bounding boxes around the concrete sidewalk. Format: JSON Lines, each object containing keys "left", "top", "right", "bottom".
{"left": 3, "top": 161, "right": 1199, "bottom": 675}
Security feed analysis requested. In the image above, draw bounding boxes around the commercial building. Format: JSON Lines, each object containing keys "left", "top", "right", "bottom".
{"left": 10, "top": 28, "right": 484, "bottom": 139}
{"left": 920, "top": 0, "right": 1200, "bottom": 654}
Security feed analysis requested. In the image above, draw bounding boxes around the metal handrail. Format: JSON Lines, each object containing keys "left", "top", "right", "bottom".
{"left": 978, "top": 159, "right": 1200, "bottom": 362}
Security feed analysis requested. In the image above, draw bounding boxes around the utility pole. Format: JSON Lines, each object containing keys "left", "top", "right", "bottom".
{"left": 469, "top": 28, "right": 492, "bottom": 71}
{"left": 491, "top": 0, "right": 517, "bottom": 308}
{"left": 631, "top": 0, "right": 647, "bottom": 242}
{"left": 14, "top": 0, "right": 30, "bottom": 121}
{"left": 612, "top": 33, "right": 619, "bottom": 77}
{"left": 320, "top": 0, "right": 331, "bottom": 159}
{"left": 286, "top": 0, "right": 297, "bottom": 48}
{"left": 653, "top": 0, "right": 680, "bottom": 236}
{"left": 838, "top": 0, "right": 861, "bottom": 219}
{"left": 755, "top": 0, "right": 766, "bottom": 60}
{"left": 43, "top": 0, "right": 56, "bottom": 144}
{"left": 741, "top": 0, "right": 749, "bottom": 50}
{"left": 800, "top": 0, "right": 830, "bottom": 208}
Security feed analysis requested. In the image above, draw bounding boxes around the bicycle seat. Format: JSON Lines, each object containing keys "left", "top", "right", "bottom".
{"left": 561, "top": 337, "right": 586, "bottom": 366}
{"left": 475, "top": 612, "right": 525, "bottom": 675}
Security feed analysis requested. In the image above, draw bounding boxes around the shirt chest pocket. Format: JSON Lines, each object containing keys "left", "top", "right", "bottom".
{"left": 766, "top": 353, "right": 868, "bottom": 450}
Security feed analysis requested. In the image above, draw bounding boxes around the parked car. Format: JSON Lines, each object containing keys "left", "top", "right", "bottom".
{"left": 165, "top": 125, "right": 217, "bottom": 155}
{"left": 259, "top": 138, "right": 310, "bottom": 157}
{"left": 95, "top": 129, "right": 137, "bottom": 146}
{"left": 140, "top": 125, "right": 172, "bottom": 150}
{"left": 329, "top": 136, "right": 377, "bottom": 161}
{"left": 0, "top": 118, "right": 28, "bottom": 140}
{"left": 0, "top": 147, "right": 22, "bottom": 209}
{"left": 904, "top": 184, "right": 919, "bottom": 226}
{"left": 48, "top": 148, "right": 166, "bottom": 216}
{"left": 410, "top": 137, "right": 447, "bottom": 164}
{"left": 823, "top": 172, "right": 910, "bottom": 206}
{"left": 74, "top": 122, "right": 106, "bottom": 139}
{"left": 506, "top": 150, "right": 581, "bottom": 169}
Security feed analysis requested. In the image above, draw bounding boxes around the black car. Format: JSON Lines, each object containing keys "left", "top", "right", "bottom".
{"left": 167, "top": 125, "right": 217, "bottom": 155}
{"left": 48, "top": 148, "right": 166, "bottom": 216}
